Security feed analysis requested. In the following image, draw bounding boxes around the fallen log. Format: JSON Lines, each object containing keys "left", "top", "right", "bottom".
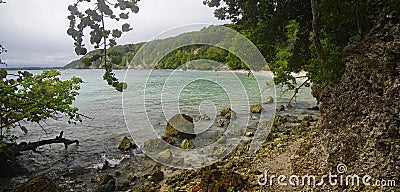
{"left": 14, "top": 131, "right": 79, "bottom": 152}
{"left": 0, "top": 131, "right": 79, "bottom": 177}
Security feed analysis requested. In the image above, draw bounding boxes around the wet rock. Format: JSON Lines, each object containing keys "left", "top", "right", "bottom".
{"left": 137, "top": 182, "right": 160, "bottom": 192}
{"left": 143, "top": 138, "right": 169, "bottom": 154}
{"left": 250, "top": 104, "right": 263, "bottom": 113}
{"left": 181, "top": 139, "right": 194, "bottom": 149}
{"left": 287, "top": 103, "right": 294, "bottom": 110}
{"left": 118, "top": 136, "right": 137, "bottom": 151}
{"left": 276, "top": 104, "right": 285, "bottom": 112}
{"left": 200, "top": 170, "right": 246, "bottom": 191}
{"left": 302, "top": 115, "right": 313, "bottom": 122}
{"left": 94, "top": 174, "right": 115, "bottom": 192}
{"left": 149, "top": 170, "right": 164, "bottom": 183}
{"left": 245, "top": 132, "right": 254, "bottom": 137}
{"left": 156, "top": 149, "right": 172, "bottom": 163}
{"left": 273, "top": 114, "right": 287, "bottom": 125}
{"left": 165, "top": 114, "right": 195, "bottom": 139}
{"left": 220, "top": 108, "right": 236, "bottom": 119}
{"left": 215, "top": 119, "right": 229, "bottom": 127}
{"left": 117, "top": 180, "right": 130, "bottom": 191}
{"left": 262, "top": 96, "right": 274, "bottom": 104}
{"left": 127, "top": 172, "right": 137, "bottom": 181}
{"left": 13, "top": 175, "right": 61, "bottom": 192}
{"left": 307, "top": 106, "right": 319, "bottom": 110}
{"left": 161, "top": 135, "right": 175, "bottom": 145}
{"left": 194, "top": 113, "right": 210, "bottom": 122}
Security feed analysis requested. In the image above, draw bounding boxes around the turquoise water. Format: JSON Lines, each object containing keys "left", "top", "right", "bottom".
{"left": 5, "top": 69, "right": 317, "bottom": 182}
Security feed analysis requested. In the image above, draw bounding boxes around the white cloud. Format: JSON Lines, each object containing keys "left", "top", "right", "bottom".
{"left": 0, "top": 0, "right": 229, "bottom": 67}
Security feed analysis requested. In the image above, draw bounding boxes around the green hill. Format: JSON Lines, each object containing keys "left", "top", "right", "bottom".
{"left": 64, "top": 25, "right": 261, "bottom": 70}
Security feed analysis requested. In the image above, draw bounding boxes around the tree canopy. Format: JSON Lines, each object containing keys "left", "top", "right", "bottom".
{"left": 67, "top": 0, "right": 139, "bottom": 92}
{"left": 0, "top": 69, "right": 82, "bottom": 144}
{"left": 203, "top": 0, "right": 373, "bottom": 90}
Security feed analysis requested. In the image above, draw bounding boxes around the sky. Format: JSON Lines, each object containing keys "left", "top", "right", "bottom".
{"left": 0, "top": 0, "right": 230, "bottom": 67}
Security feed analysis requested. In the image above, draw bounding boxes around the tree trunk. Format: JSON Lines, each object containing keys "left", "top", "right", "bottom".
{"left": 310, "top": 0, "right": 325, "bottom": 63}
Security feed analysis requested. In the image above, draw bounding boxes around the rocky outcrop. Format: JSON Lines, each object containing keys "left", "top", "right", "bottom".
{"left": 301, "top": 1, "right": 400, "bottom": 189}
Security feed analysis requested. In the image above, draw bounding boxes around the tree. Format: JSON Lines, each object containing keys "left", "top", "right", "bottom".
{"left": 67, "top": 0, "right": 139, "bottom": 92}
{"left": 0, "top": 69, "right": 83, "bottom": 144}
{"left": 203, "top": 0, "right": 370, "bottom": 97}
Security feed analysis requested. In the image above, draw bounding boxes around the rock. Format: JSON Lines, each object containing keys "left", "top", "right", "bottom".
{"left": 13, "top": 175, "right": 61, "bottom": 192}
{"left": 215, "top": 119, "right": 229, "bottom": 127}
{"left": 220, "top": 108, "right": 236, "bottom": 119}
{"left": 194, "top": 113, "right": 210, "bottom": 122}
{"left": 143, "top": 138, "right": 169, "bottom": 154}
{"left": 127, "top": 172, "right": 137, "bottom": 181}
{"left": 273, "top": 114, "right": 287, "bottom": 126}
{"left": 200, "top": 170, "right": 245, "bottom": 191}
{"left": 262, "top": 96, "right": 274, "bottom": 104}
{"left": 302, "top": 115, "right": 313, "bottom": 122}
{"left": 245, "top": 132, "right": 254, "bottom": 137}
{"left": 220, "top": 108, "right": 231, "bottom": 116}
{"left": 165, "top": 114, "right": 195, "bottom": 139}
{"left": 150, "top": 170, "right": 164, "bottom": 183}
{"left": 116, "top": 180, "right": 130, "bottom": 191}
{"left": 287, "top": 103, "right": 294, "bottom": 110}
{"left": 276, "top": 104, "right": 285, "bottom": 112}
{"left": 161, "top": 135, "right": 175, "bottom": 145}
{"left": 181, "top": 139, "right": 195, "bottom": 149}
{"left": 137, "top": 182, "right": 160, "bottom": 192}
{"left": 225, "top": 110, "right": 236, "bottom": 119}
{"left": 307, "top": 106, "right": 319, "bottom": 110}
{"left": 94, "top": 174, "right": 116, "bottom": 192}
{"left": 118, "top": 136, "right": 137, "bottom": 151}
{"left": 250, "top": 104, "right": 263, "bottom": 113}
{"left": 156, "top": 149, "right": 172, "bottom": 163}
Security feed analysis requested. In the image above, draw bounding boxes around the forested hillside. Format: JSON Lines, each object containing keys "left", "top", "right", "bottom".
{"left": 64, "top": 25, "right": 247, "bottom": 70}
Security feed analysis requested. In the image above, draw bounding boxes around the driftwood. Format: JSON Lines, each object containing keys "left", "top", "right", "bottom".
{"left": 0, "top": 131, "right": 79, "bottom": 177}
{"left": 14, "top": 131, "right": 79, "bottom": 152}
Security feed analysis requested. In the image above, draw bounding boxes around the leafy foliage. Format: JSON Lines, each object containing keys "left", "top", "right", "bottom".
{"left": 67, "top": 0, "right": 139, "bottom": 92}
{"left": 0, "top": 70, "right": 82, "bottom": 143}
{"left": 204, "top": 0, "right": 374, "bottom": 89}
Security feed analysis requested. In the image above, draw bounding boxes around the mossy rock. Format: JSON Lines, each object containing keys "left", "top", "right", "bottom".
{"left": 165, "top": 114, "right": 195, "bottom": 139}
{"left": 220, "top": 108, "right": 236, "bottom": 119}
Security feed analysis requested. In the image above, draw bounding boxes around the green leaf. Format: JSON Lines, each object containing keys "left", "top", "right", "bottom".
{"left": 112, "top": 29, "right": 122, "bottom": 38}
{"left": 0, "top": 68, "right": 7, "bottom": 78}
{"left": 119, "top": 12, "right": 129, "bottom": 19}
{"left": 122, "top": 23, "right": 132, "bottom": 32}
{"left": 21, "top": 126, "right": 28, "bottom": 134}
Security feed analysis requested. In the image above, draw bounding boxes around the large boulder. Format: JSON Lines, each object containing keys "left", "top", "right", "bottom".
{"left": 165, "top": 114, "right": 195, "bottom": 139}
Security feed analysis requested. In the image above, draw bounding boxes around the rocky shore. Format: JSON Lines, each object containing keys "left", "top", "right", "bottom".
{"left": 5, "top": 103, "right": 321, "bottom": 192}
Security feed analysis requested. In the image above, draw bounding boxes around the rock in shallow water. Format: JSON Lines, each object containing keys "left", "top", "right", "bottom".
{"left": 181, "top": 139, "right": 195, "bottom": 149}
{"left": 165, "top": 114, "right": 195, "bottom": 139}
{"left": 118, "top": 136, "right": 137, "bottom": 151}
{"left": 250, "top": 104, "right": 263, "bottom": 113}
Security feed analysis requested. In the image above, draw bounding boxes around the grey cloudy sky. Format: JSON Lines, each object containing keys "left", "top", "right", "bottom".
{"left": 0, "top": 0, "right": 229, "bottom": 67}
